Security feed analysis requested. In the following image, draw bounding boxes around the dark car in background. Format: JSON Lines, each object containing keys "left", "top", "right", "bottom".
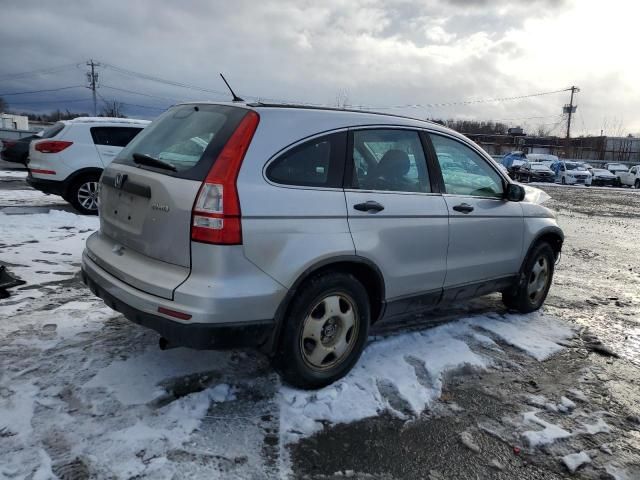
{"left": 516, "top": 162, "right": 555, "bottom": 183}
{"left": 1, "top": 135, "right": 39, "bottom": 164}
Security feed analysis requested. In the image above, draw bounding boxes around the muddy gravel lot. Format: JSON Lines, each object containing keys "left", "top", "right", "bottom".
{"left": 0, "top": 173, "right": 639, "bottom": 479}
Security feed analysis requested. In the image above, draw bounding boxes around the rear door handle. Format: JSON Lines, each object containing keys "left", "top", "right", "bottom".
{"left": 353, "top": 201, "right": 384, "bottom": 213}
{"left": 453, "top": 203, "right": 474, "bottom": 214}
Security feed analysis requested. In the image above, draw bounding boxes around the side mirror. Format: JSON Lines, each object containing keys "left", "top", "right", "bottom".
{"left": 506, "top": 183, "right": 525, "bottom": 202}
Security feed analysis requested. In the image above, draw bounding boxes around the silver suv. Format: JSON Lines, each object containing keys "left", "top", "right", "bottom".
{"left": 81, "top": 103, "right": 563, "bottom": 389}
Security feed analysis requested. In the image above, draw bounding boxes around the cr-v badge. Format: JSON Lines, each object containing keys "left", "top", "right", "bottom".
{"left": 152, "top": 203, "right": 170, "bottom": 212}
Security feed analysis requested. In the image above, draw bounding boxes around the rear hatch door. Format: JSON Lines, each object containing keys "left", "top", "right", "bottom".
{"left": 89, "top": 104, "right": 251, "bottom": 299}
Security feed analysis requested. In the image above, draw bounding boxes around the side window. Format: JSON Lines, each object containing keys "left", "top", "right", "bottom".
{"left": 631, "top": 167, "right": 637, "bottom": 174}
{"left": 91, "top": 127, "right": 143, "bottom": 147}
{"left": 430, "top": 134, "right": 504, "bottom": 198}
{"left": 351, "top": 129, "right": 430, "bottom": 193}
{"left": 267, "top": 132, "right": 346, "bottom": 187}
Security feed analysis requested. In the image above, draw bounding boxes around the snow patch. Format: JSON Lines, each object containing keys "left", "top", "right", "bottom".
{"left": 280, "top": 312, "right": 573, "bottom": 443}
{"left": 468, "top": 312, "right": 573, "bottom": 360}
{"left": 521, "top": 411, "right": 572, "bottom": 447}
{"left": 562, "top": 451, "right": 591, "bottom": 473}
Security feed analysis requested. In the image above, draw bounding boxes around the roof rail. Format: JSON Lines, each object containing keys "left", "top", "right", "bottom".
{"left": 68, "top": 117, "right": 151, "bottom": 125}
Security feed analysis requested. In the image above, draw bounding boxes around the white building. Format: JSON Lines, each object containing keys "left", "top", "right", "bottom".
{"left": 0, "top": 113, "right": 29, "bottom": 130}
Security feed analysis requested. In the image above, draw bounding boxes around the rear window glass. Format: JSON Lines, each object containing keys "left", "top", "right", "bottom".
{"left": 40, "top": 122, "right": 65, "bottom": 139}
{"left": 113, "top": 104, "right": 248, "bottom": 180}
{"left": 91, "top": 127, "right": 143, "bottom": 147}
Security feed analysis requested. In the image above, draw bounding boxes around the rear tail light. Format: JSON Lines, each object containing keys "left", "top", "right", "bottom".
{"left": 35, "top": 141, "right": 73, "bottom": 153}
{"left": 191, "top": 110, "right": 260, "bottom": 245}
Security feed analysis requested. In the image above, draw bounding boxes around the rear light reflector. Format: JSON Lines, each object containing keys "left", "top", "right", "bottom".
{"left": 30, "top": 169, "right": 56, "bottom": 175}
{"left": 35, "top": 141, "right": 73, "bottom": 153}
{"left": 191, "top": 110, "right": 260, "bottom": 245}
{"left": 157, "top": 307, "right": 192, "bottom": 321}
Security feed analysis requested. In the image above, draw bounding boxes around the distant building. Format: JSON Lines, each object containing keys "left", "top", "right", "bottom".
{"left": 0, "top": 112, "right": 29, "bottom": 130}
{"left": 465, "top": 132, "right": 640, "bottom": 165}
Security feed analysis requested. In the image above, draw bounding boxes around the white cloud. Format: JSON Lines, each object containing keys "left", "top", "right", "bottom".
{"left": 0, "top": 0, "right": 638, "bottom": 133}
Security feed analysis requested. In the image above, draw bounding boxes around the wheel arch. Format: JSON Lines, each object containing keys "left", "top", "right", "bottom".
{"left": 266, "top": 256, "right": 386, "bottom": 355}
{"left": 524, "top": 226, "right": 564, "bottom": 268}
{"left": 63, "top": 167, "right": 103, "bottom": 197}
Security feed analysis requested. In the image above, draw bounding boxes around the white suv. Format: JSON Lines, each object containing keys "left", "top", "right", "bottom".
{"left": 27, "top": 117, "right": 150, "bottom": 214}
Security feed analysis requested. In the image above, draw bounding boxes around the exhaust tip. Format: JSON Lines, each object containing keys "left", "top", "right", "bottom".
{"left": 159, "top": 337, "right": 171, "bottom": 350}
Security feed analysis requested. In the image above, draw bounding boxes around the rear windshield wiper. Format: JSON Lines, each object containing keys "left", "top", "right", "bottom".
{"left": 132, "top": 152, "right": 177, "bottom": 172}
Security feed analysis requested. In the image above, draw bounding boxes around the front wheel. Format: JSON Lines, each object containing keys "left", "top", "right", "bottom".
{"left": 503, "top": 242, "right": 555, "bottom": 313}
{"left": 635, "top": 179, "right": 640, "bottom": 189}
{"left": 68, "top": 174, "right": 100, "bottom": 215}
{"left": 274, "top": 272, "right": 370, "bottom": 389}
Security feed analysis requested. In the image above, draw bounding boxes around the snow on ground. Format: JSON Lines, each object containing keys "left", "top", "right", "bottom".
{"left": 280, "top": 312, "right": 573, "bottom": 444}
{"left": 5, "top": 176, "right": 635, "bottom": 478}
{"left": 0, "top": 189, "right": 67, "bottom": 207}
{"left": 0, "top": 209, "right": 98, "bottom": 313}
{"left": 0, "top": 169, "right": 28, "bottom": 179}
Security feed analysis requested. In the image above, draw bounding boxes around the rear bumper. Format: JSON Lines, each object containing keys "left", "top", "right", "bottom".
{"left": 26, "top": 173, "right": 67, "bottom": 196}
{"left": 592, "top": 178, "right": 616, "bottom": 186}
{"left": 81, "top": 250, "right": 279, "bottom": 350}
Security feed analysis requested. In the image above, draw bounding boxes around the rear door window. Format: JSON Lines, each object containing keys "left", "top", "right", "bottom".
{"left": 266, "top": 132, "right": 347, "bottom": 188}
{"left": 350, "top": 129, "right": 430, "bottom": 193}
{"left": 90, "top": 127, "right": 144, "bottom": 147}
{"left": 113, "top": 104, "right": 249, "bottom": 180}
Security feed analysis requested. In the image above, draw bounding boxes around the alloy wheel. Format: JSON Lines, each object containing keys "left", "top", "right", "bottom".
{"left": 527, "top": 256, "right": 549, "bottom": 303}
{"left": 77, "top": 181, "right": 99, "bottom": 211}
{"left": 300, "top": 293, "right": 359, "bottom": 370}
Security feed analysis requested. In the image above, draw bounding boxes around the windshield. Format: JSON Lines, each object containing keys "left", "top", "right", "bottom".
{"left": 113, "top": 104, "right": 249, "bottom": 180}
{"left": 565, "top": 163, "right": 586, "bottom": 171}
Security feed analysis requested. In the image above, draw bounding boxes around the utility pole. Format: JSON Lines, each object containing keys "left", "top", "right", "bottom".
{"left": 86, "top": 59, "right": 100, "bottom": 116}
{"left": 564, "top": 85, "right": 579, "bottom": 139}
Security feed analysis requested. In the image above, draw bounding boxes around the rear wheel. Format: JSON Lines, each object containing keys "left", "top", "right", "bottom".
{"left": 68, "top": 173, "right": 100, "bottom": 215}
{"left": 274, "top": 272, "right": 370, "bottom": 389}
{"left": 503, "top": 242, "right": 555, "bottom": 313}
{"left": 561, "top": 176, "right": 566, "bottom": 185}
{"left": 635, "top": 179, "right": 640, "bottom": 189}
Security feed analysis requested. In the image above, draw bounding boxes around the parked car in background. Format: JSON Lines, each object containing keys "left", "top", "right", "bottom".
{"left": 516, "top": 162, "right": 555, "bottom": 183}
{"left": 501, "top": 151, "right": 527, "bottom": 177}
{"left": 1, "top": 134, "right": 40, "bottom": 164}
{"left": 589, "top": 168, "right": 618, "bottom": 186}
{"left": 617, "top": 165, "right": 640, "bottom": 188}
{"left": 81, "top": 102, "right": 563, "bottom": 388}
{"left": 604, "top": 162, "right": 629, "bottom": 176}
{"left": 551, "top": 160, "right": 593, "bottom": 185}
{"left": 27, "top": 117, "right": 150, "bottom": 214}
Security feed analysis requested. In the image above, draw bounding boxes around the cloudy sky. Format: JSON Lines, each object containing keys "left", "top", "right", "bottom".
{"left": 0, "top": 0, "right": 638, "bottom": 135}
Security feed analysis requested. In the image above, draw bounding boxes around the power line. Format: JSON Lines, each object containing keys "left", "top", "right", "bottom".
{"left": 102, "top": 62, "right": 228, "bottom": 97}
{"left": 0, "top": 85, "right": 85, "bottom": 96}
{"left": 0, "top": 63, "right": 81, "bottom": 81}
{"left": 7, "top": 98, "right": 90, "bottom": 105}
{"left": 100, "top": 84, "right": 178, "bottom": 102}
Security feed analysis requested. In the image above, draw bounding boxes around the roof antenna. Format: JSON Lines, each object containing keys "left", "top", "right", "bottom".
{"left": 220, "top": 73, "right": 244, "bottom": 102}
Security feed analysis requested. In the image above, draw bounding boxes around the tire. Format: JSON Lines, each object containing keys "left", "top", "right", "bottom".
{"left": 68, "top": 173, "right": 101, "bottom": 215}
{"left": 502, "top": 242, "right": 555, "bottom": 313}
{"left": 561, "top": 176, "right": 566, "bottom": 185}
{"left": 635, "top": 179, "right": 640, "bottom": 189}
{"left": 274, "top": 272, "right": 370, "bottom": 389}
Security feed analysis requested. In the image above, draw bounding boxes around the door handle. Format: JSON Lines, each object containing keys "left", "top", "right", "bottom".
{"left": 453, "top": 203, "right": 474, "bottom": 214}
{"left": 353, "top": 201, "right": 384, "bottom": 213}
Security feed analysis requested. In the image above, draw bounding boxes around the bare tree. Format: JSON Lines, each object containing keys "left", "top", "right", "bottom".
{"left": 101, "top": 99, "right": 126, "bottom": 118}
{"left": 334, "top": 89, "right": 350, "bottom": 109}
